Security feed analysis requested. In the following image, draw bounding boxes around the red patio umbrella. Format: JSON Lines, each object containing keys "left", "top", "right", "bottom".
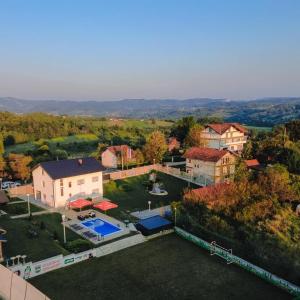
{"left": 69, "top": 198, "right": 92, "bottom": 210}
{"left": 93, "top": 201, "right": 118, "bottom": 213}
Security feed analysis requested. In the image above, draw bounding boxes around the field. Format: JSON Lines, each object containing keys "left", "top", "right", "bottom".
{"left": 5, "top": 133, "right": 99, "bottom": 155}
{"left": 1, "top": 213, "right": 84, "bottom": 261}
{"left": 30, "top": 234, "right": 291, "bottom": 300}
{"left": 246, "top": 125, "right": 272, "bottom": 132}
{"left": 103, "top": 172, "right": 194, "bottom": 220}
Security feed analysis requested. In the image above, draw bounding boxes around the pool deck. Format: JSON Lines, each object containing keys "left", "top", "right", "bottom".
{"left": 64, "top": 209, "right": 132, "bottom": 245}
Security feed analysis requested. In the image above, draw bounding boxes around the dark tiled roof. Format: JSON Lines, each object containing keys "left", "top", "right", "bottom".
{"left": 38, "top": 157, "right": 105, "bottom": 180}
{"left": 184, "top": 147, "right": 229, "bottom": 162}
{"left": 206, "top": 123, "right": 247, "bottom": 135}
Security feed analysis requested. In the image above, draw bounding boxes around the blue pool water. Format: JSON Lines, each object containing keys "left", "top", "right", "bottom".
{"left": 81, "top": 218, "right": 122, "bottom": 237}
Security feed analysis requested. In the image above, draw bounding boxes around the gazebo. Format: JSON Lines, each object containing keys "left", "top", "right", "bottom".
{"left": 93, "top": 201, "right": 118, "bottom": 213}
{"left": 68, "top": 198, "right": 92, "bottom": 211}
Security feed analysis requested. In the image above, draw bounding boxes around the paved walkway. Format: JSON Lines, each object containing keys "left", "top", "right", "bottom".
{"left": 10, "top": 209, "right": 55, "bottom": 219}
{"left": 131, "top": 205, "right": 171, "bottom": 219}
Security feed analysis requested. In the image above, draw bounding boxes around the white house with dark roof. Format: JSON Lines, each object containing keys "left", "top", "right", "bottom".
{"left": 32, "top": 157, "right": 105, "bottom": 208}
{"left": 200, "top": 123, "right": 248, "bottom": 152}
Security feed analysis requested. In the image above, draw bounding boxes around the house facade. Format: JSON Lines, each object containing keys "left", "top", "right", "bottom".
{"left": 32, "top": 157, "right": 105, "bottom": 208}
{"left": 200, "top": 123, "right": 247, "bottom": 152}
{"left": 101, "top": 145, "right": 134, "bottom": 169}
{"left": 167, "top": 137, "right": 180, "bottom": 152}
{"left": 184, "top": 147, "right": 236, "bottom": 185}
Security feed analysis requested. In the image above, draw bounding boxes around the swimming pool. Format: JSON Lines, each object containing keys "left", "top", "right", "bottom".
{"left": 81, "top": 218, "right": 122, "bottom": 237}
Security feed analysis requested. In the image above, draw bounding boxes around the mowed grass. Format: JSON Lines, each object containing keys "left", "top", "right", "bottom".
{"left": 30, "top": 234, "right": 291, "bottom": 300}
{"left": 1, "top": 202, "right": 44, "bottom": 215}
{"left": 1, "top": 213, "right": 82, "bottom": 261}
{"left": 104, "top": 172, "right": 193, "bottom": 220}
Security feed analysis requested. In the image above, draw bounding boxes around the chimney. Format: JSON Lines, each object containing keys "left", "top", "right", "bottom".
{"left": 78, "top": 159, "right": 83, "bottom": 166}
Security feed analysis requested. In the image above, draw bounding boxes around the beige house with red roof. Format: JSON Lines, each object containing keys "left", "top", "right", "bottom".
{"left": 200, "top": 123, "right": 247, "bottom": 152}
{"left": 184, "top": 147, "right": 236, "bottom": 185}
{"left": 101, "top": 145, "right": 134, "bottom": 169}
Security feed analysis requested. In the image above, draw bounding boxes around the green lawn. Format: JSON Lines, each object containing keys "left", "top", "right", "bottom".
{"left": 103, "top": 172, "right": 193, "bottom": 220}
{"left": 1, "top": 202, "right": 44, "bottom": 215}
{"left": 1, "top": 213, "right": 85, "bottom": 262}
{"left": 30, "top": 234, "right": 291, "bottom": 300}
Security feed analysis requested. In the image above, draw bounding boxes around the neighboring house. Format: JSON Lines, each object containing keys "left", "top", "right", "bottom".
{"left": 167, "top": 137, "right": 180, "bottom": 152}
{"left": 200, "top": 123, "right": 247, "bottom": 152}
{"left": 244, "top": 159, "right": 264, "bottom": 171}
{"left": 101, "top": 145, "right": 134, "bottom": 169}
{"left": 184, "top": 147, "right": 236, "bottom": 185}
{"left": 32, "top": 157, "right": 105, "bottom": 208}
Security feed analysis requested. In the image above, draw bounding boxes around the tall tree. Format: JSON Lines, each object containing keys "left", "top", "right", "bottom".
{"left": 184, "top": 124, "right": 206, "bottom": 147}
{"left": 8, "top": 153, "right": 32, "bottom": 181}
{"left": 143, "top": 131, "right": 167, "bottom": 163}
{"left": 0, "top": 134, "right": 4, "bottom": 155}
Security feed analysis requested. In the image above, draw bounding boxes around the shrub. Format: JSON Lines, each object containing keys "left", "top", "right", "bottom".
{"left": 64, "top": 239, "right": 91, "bottom": 253}
{"left": 40, "top": 221, "right": 46, "bottom": 230}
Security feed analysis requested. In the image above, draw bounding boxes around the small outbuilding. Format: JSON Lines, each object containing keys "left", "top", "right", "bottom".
{"left": 135, "top": 215, "right": 172, "bottom": 236}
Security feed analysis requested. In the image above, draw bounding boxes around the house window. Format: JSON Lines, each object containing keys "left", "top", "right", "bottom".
{"left": 43, "top": 194, "right": 46, "bottom": 200}
{"left": 42, "top": 169, "right": 44, "bottom": 175}
{"left": 92, "top": 188, "right": 99, "bottom": 194}
{"left": 69, "top": 193, "right": 72, "bottom": 198}
{"left": 92, "top": 176, "right": 99, "bottom": 182}
{"left": 188, "top": 159, "right": 191, "bottom": 163}
{"left": 77, "top": 179, "right": 85, "bottom": 185}
{"left": 60, "top": 188, "right": 64, "bottom": 196}
{"left": 68, "top": 182, "right": 72, "bottom": 188}
{"left": 60, "top": 179, "right": 63, "bottom": 187}
{"left": 42, "top": 181, "right": 45, "bottom": 188}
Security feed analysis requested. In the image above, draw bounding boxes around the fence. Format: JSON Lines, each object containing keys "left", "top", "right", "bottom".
{"left": 175, "top": 227, "right": 300, "bottom": 297}
{"left": 0, "top": 264, "right": 50, "bottom": 300}
{"left": 8, "top": 185, "right": 34, "bottom": 198}
{"left": 8, "top": 233, "right": 146, "bottom": 280}
{"left": 108, "top": 164, "right": 160, "bottom": 180}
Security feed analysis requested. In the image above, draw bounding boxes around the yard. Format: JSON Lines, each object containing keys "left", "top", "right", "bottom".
{"left": 30, "top": 234, "right": 291, "bottom": 300}
{"left": 1, "top": 202, "right": 44, "bottom": 216}
{"left": 1, "top": 213, "right": 89, "bottom": 262}
{"left": 103, "top": 172, "right": 193, "bottom": 220}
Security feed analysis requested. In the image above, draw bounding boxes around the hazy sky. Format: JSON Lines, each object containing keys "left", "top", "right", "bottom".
{"left": 0, "top": 0, "right": 300, "bottom": 101}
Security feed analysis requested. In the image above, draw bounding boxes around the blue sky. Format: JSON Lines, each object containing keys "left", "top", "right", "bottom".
{"left": 0, "top": 0, "right": 299, "bottom": 100}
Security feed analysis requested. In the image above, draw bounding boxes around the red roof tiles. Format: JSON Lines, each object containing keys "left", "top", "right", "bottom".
{"left": 206, "top": 123, "right": 247, "bottom": 135}
{"left": 184, "top": 147, "right": 229, "bottom": 162}
{"left": 244, "top": 159, "right": 260, "bottom": 167}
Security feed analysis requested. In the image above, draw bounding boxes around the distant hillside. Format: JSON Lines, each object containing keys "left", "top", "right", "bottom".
{"left": 0, "top": 97, "right": 300, "bottom": 125}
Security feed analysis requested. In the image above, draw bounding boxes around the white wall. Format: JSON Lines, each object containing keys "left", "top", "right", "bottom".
{"left": 53, "top": 172, "right": 103, "bottom": 207}
{"left": 201, "top": 126, "right": 247, "bottom": 151}
{"left": 33, "top": 166, "right": 103, "bottom": 208}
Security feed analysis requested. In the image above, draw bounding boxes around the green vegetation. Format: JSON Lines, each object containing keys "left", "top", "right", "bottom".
{"left": 175, "top": 120, "right": 300, "bottom": 285}
{"left": 1, "top": 213, "right": 90, "bottom": 261}
{"left": 30, "top": 234, "right": 291, "bottom": 300}
{"left": 104, "top": 172, "right": 193, "bottom": 220}
{"left": 1, "top": 202, "right": 43, "bottom": 215}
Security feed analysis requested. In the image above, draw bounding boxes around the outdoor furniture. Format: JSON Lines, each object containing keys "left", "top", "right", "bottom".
{"left": 70, "top": 224, "right": 83, "bottom": 231}
{"left": 69, "top": 199, "right": 92, "bottom": 211}
{"left": 93, "top": 201, "right": 118, "bottom": 213}
{"left": 77, "top": 215, "right": 85, "bottom": 221}
{"left": 89, "top": 211, "right": 96, "bottom": 218}
{"left": 82, "top": 231, "right": 97, "bottom": 239}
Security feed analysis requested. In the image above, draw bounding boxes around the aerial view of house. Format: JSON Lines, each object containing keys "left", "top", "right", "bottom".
{"left": 200, "top": 123, "right": 248, "bottom": 152}
{"left": 101, "top": 145, "right": 134, "bottom": 169}
{"left": 32, "top": 158, "right": 105, "bottom": 208}
{"left": 184, "top": 147, "right": 236, "bottom": 185}
{"left": 1, "top": 2, "right": 300, "bottom": 300}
